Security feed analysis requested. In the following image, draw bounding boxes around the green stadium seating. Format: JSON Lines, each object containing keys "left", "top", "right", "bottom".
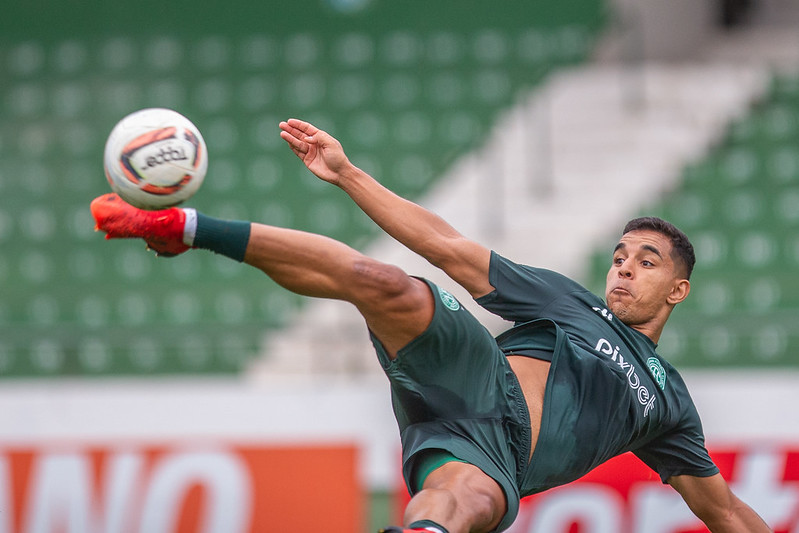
{"left": 587, "top": 72, "right": 799, "bottom": 367}
{"left": 0, "top": 1, "right": 605, "bottom": 377}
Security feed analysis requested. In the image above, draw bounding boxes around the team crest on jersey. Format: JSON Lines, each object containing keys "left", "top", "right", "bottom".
{"left": 647, "top": 357, "right": 667, "bottom": 390}
{"left": 437, "top": 287, "right": 460, "bottom": 311}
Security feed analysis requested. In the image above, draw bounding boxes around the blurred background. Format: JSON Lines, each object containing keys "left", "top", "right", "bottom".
{"left": 0, "top": 0, "right": 798, "bottom": 531}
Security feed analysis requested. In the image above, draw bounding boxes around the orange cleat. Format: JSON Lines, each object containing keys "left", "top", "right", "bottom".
{"left": 90, "top": 193, "right": 190, "bottom": 257}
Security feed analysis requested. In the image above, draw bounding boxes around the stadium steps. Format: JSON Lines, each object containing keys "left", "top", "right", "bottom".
{"left": 606, "top": 67, "right": 799, "bottom": 368}
{"left": 248, "top": 38, "right": 795, "bottom": 381}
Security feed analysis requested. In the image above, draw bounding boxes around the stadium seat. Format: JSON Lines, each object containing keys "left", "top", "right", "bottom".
{"left": 0, "top": 1, "right": 605, "bottom": 377}
{"left": 587, "top": 71, "right": 799, "bottom": 367}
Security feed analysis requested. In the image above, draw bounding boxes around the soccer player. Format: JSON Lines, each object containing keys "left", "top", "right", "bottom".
{"left": 91, "top": 119, "right": 771, "bottom": 533}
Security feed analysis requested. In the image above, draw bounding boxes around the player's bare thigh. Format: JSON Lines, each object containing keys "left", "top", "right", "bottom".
{"left": 357, "top": 272, "right": 435, "bottom": 359}
{"left": 506, "top": 356, "right": 550, "bottom": 461}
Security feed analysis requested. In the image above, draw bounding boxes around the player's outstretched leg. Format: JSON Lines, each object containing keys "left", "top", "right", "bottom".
{"left": 91, "top": 192, "right": 434, "bottom": 355}
{"left": 91, "top": 193, "right": 191, "bottom": 256}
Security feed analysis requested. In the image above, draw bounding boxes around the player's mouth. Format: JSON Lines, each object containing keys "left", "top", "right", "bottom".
{"left": 610, "top": 286, "right": 632, "bottom": 297}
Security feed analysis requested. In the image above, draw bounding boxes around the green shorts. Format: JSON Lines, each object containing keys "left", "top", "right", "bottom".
{"left": 370, "top": 279, "right": 531, "bottom": 532}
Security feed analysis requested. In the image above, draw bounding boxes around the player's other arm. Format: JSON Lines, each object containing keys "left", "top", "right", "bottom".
{"left": 280, "top": 118, "right": 493, "bottom": 298}
{"left": 338, "top": 163, "right": 492, "bottom": 298}
{"left": 668, "top": 473, "right": 772, "bottom": 532}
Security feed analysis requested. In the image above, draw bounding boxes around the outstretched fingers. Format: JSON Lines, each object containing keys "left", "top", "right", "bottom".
{"left": 279, "top": 132, "right": 306, "bottom": 157}
{"left": 278, "top": 118, "right": 350, "bottom": 183}
{"left": 285, "top": 118, "right": 318, "bottom": 136}
{"left": 279, "top": 119, "right": 318, "bottom": 144}
{"left": 279, "top": 123, "right": 308, "bottom": 155}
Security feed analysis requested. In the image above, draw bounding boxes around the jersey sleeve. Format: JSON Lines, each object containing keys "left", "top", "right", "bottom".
{"left": 475, "top": 251, "right": 590, "bottom": 323}
{"left": 633, "top": 402, "right": 720, "bottom": 483}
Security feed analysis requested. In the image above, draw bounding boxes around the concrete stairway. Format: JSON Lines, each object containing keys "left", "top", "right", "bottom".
{"left": 247, "top": 27, "right": 798, "bottom": 383}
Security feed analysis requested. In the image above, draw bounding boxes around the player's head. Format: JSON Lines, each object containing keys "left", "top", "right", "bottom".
{"left": 605, "top": 217, "right": 694, "bottom": 338}
{"left": 622, "top": 217, "right": 695, "bottom": 280}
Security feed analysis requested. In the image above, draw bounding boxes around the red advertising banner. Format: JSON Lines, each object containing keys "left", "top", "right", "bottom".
{"left": 395, "top": 444, "right": 799, "bottom": 532}
{"left": 0, "top": 444, "right": 362, "bottom": 533}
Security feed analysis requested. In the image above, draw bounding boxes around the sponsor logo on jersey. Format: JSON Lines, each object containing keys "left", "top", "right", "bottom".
{"left": 592, "top": 306, "right": 614, "bottom": 322}
{"left": 437, "top": 287, "right": 460, "bottom": 311}
{"left": 595, "top": 338, "right": 656, "bottom": 417}
{"left": 647, "top": 357, "right": 667, "bottom": 390}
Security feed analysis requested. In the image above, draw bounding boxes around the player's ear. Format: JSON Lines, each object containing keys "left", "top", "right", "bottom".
{"left": 667, "top": 279, "right": 690, "bottom": 305}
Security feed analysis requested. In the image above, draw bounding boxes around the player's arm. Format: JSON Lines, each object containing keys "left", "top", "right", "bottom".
{"left": 279, "top": 118, "right": 494, "bottom": 298}
{"left": 668, "top": 473, "right": 772, "bottom": 532}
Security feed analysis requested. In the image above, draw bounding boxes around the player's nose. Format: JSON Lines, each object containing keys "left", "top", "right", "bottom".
{"left": 618, "top": 265, "right": 633, "bottom": 278}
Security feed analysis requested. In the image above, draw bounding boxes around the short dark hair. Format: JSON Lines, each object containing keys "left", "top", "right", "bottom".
{"left": 623, "top": 217, "right": 696, "bottom": 280}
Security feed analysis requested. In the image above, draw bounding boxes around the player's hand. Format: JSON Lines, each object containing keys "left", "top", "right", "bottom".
{"left": 279, "top": 119, "right": 352, "bottom": 186}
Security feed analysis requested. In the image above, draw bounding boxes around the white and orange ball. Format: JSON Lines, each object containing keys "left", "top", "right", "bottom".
{"left": 103, "top": 108, "right": 207, "bottom": 210}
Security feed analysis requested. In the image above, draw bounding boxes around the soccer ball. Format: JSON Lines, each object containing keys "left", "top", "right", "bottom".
{"left": 103, "top": 108, "right": 208, "bottom": 210}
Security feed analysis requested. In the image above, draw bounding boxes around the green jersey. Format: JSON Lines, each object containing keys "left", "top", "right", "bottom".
{"left": 476, "top": 252, "right": 719, "bottom": 494}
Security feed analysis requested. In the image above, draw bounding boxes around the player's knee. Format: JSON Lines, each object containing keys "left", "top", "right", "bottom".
{"left": 350, "top": 258, "right": 419, "bottom": 304}
{"left": 461, "top": 476, "right": 506, "bottom": 528}
{"left": 422, "top": 464, "right": 506, "bottom": 530}
{"left": 404, "top": 487, "right": 458, "bottom": 524}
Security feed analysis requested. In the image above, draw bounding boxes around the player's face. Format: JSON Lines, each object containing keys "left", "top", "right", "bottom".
{"left": 605, "top": 230, "right": 689, "bottom": 329}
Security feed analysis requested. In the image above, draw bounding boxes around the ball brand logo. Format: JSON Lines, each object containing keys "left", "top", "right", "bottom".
{"left": 594, "top": 338, "right": 657, "bottom": 416}
{"left": 143, "top": 145, "right": 189, "bottom": 169}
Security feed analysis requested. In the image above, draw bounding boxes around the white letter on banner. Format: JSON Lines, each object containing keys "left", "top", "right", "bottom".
{"left": 0, "top": 457, "right": 11, "bottom": 533}
{"left": 525, "top": 485, "right": 623, "bottom": 533}
{"left": 138, "top": 450, "right": 252, "bottom": 533}
{"left": 23, "top": 453, "right": 93, "bottom": 533}
{"left": 729, "top": 448, "right": 798, "bottom": 529}
{"left": 634, "top": 448, "right": 799, "bottom": 532}
{"left": 632, "top": 483, "right": 700, "bottom": 533}
{"left": 100, "top": 452, "right": 145, "bottom": 533}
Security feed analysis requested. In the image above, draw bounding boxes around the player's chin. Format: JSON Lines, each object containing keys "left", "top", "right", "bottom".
{"left": 607, "top": 301, "right": 629, "bottom": 320}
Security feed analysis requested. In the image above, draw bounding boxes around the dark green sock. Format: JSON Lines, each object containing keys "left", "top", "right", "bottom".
{"left": 193, "top": 213, "right": 251, "bottom": 262}
{"left": 409, "top": 520, "right": 448, "bottom": 533}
